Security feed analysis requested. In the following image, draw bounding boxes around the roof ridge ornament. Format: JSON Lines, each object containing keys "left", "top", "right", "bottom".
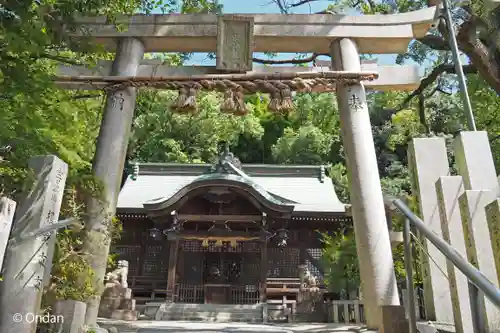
{"left": 210, "top": 142, "right": 244, "bottom": 174}
{"left": 208, "top": 143, "right": 293, "bottom": 207}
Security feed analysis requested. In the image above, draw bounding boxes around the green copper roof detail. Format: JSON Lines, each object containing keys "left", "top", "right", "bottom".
{"left": 193, "top": 173, "right": 288, "bottom": 206}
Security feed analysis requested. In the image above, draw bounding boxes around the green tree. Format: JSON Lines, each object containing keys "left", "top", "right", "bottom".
{"left": 0, "top": 0, "right": 223, "bottom": 319}
{"left": 321, "top": 230, "right": 360, "bottom": 297}
{"left": 130, "top": 90, "right": 264, "bottom": 163}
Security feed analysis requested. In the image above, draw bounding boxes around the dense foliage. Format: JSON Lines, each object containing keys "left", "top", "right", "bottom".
{"left": 1, "top": 0, "right": 499, "bottom": 308}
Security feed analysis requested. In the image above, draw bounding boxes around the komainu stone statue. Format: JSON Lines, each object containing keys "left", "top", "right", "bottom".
{"left": 296, "top": 264, "right": 323, "bottom": 321}
{"left": 105, "top": 260, "right": 129, "bottom": 288}
{"left": 298, "top": 264, "right": 319, "bottom": 291}
{"left": 99, "top": 260, "right": 137, "bottom": 321}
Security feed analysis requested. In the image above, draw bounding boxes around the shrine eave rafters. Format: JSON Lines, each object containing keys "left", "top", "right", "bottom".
{"left": 70, "top": 7, "right": 438, "bottom": 54}
{"left": 142, "top": 174, "right": 295, "bottom": 217}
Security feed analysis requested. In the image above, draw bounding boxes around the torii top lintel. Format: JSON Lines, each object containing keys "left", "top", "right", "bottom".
{"left": 73, "top": 7, "right": 438, "bottom": 55}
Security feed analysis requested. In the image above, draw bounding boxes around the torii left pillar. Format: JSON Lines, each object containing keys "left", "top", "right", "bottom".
{"left": 331, "top": 38, "right": 400, "bottom": 329}
{"left": 82, "top": 37, "right": 144, "bottom": 328}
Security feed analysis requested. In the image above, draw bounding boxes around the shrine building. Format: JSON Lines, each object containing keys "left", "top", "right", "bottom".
{"left": 112, "top": 149, "right": 351, "bottom": 308}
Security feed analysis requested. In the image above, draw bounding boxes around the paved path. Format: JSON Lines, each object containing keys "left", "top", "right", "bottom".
{"left": 97, "top": 319, "right": 374, "bottom": 333}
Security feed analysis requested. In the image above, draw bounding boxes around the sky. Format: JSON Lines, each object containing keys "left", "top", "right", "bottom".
{"left": 183, "top": 0, "right": 401, "bottom": 67}
{"left": 221, "top": 0, "right": 331, "bottom": 13}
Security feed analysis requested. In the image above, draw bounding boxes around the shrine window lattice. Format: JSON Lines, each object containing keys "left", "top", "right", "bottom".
{"left": 112, "top": 239, "right": 325, "bottom": 294}
{"left": 142, "top": 240, "right": 170, "bottom": 277}
{"left": 267, "top": 247, "right": 324, "bottom": 282}
{"left": 112, "top": 242, "right": 325, "bottom": 282}
{"left": 267, "top": 247, "right": 300, "bottom": 278}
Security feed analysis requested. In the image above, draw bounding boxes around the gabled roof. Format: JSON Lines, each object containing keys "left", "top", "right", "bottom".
{"left": 117, "top": 155, "right": 347, "bottom": 215}
{"left": 142, "top": 173, "right": 296, "bottom": 216}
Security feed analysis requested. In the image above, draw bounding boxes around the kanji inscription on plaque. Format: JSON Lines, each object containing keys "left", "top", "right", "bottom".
{"left": 217, "top": 15, "right": 254, "bottom": 72}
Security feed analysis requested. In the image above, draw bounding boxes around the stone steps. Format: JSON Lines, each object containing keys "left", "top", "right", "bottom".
{"left": 157, "top": 314, "right": 264, "bottom": 322}
{"left": 150, "top": 303, "right": 264, "bottom": 322}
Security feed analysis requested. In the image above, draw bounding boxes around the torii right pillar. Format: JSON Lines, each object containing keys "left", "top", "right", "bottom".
{"left": 331, "top": 38, "right": 400, "bottom": 329}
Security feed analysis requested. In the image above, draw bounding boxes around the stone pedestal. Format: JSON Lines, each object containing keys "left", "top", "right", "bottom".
{"left": 52, "top": 300, "right": 87, "bottom": 333}
{"left": 120, "top": 298, "right": 136, "bottom": 310}
{"left": 295, "top": 290, "right": 324, "bottom": 322}
{"left": 379, "top": 305, "right": 409, "bottom": 333}
{"left": 98, "top": 284, "right": 137, "bottom": 321}
{"left": 109, "top": 309, "right": 138, "bottom": 321}
{"left": 262, "top": 304, "right": 269, "bottom": 323}
{"left": 401, "top": 289, "right": 419, "bottom": 320}
{"left": 296, "top": 290, "right": 323, "bottom": 312}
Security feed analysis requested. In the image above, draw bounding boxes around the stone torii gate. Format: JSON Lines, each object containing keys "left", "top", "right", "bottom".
{"left": 58, "top": 8, "right": 438, "bottom": 329}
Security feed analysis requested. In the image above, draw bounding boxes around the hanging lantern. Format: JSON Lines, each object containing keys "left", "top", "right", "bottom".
{"left": 148, "top": 228, "right": 162, "bottom": 240}
{"left": 215, "top": 239, "right": 223, "bottom": 247}
{"left": 230, "top": 240, "right": 237, "bottom": 248}
{"left": 202, "top": 239, "right": 209, "bottom": 247}
{"left": 276, "top": 228, "right": 288, "bottom": 247}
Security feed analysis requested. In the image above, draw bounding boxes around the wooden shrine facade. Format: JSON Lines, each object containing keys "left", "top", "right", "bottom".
{"left": 113, "top": 150, "right": 351, "bottom": 304}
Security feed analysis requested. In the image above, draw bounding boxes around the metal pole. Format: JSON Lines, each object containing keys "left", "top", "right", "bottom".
{"left": 442, "top": 0, "right": 477, "bottom": 131}
{"left": 8, "top": 218, "right": 78, "bottom": 248}
{"left": 469, "top": 283, "right": 486, "bottom": 333}
{"left": 404, "top": 218, "right": 418, "bottom": 333}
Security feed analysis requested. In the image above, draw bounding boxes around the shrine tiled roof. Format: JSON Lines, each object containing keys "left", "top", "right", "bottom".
{"left": 117, "top": 159, "right": 347, "bottom": 215}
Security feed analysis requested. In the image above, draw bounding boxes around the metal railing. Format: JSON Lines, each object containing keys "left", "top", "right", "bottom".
{"left": 385, "top": 197, "right": 500, "bottom": 333}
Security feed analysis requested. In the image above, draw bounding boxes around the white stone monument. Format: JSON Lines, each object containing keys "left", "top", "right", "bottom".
{"left": 0, "top": 197, "right": 16, "bottom": 271}
{"left": 408, "top": 137, "right": 453, "bottom": 323}
{"left": 0, "top": 155, "right": 68, "bottom": 333}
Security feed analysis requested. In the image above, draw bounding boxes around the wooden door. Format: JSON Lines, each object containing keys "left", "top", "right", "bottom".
{"left": 202, "top": 251, "right": 242, "bottom": 304}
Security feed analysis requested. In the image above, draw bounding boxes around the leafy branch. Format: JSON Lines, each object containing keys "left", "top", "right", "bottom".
{"left": 400, "top": 63, "right": 477, "bottom": 108}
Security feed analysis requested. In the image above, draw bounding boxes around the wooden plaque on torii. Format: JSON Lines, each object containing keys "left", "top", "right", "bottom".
{"left": 216, "top": 15, "right": 254, "bottom": 72}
